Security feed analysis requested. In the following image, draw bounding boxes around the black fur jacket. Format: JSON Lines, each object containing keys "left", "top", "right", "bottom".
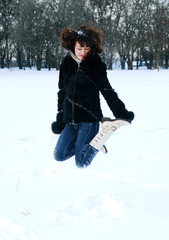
{"left": 52, "top": 53, "right": 134, "bottom": 134}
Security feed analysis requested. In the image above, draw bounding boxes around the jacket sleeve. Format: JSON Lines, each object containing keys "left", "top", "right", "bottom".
{"left": 51, "top": 65, "right": 66, "bottom": 134}
{"left": 98, "top": 63, "right": 134, "bottom": 122}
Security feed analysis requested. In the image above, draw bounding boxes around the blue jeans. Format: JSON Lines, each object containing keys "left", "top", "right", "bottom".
{"left": 53, "top": 122, "right": 99, "bottom": 168}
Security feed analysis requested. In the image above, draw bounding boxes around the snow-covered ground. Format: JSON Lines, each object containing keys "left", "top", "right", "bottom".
{"left": 0, "top": 68, "right": 169, "bottom": 240}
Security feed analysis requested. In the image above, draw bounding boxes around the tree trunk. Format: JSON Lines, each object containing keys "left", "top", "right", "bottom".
{"left": 17, "top": 48, "right": 22, "bottom": 69}
{"left": 154, "top": 50, "right": 160, "bottom": 71}
{"left": 36, "top": 51, "right": 42, "bottom": 71}
{"left": 164, "top": 52, "right": 169, "bottom": 69}
{"left": 26, "top": 52, "right": 31, "bottom": 68}
{"left": 0, "top": 55, "right": 5, "bottom": 69}
{"left": 127, "top": 58, "right": 133, "bottom": 70}
{"left": 120, "top": 55, "right": 126, "bottom": 69}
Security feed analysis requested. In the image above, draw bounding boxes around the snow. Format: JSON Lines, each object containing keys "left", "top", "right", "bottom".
{"left": 0, "top": 68, "right": 169, "bottom": 240}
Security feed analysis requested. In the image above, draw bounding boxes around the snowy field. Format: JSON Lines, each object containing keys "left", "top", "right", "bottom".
{"left": 0, "top": 68, "right": 169, "bottom": 240}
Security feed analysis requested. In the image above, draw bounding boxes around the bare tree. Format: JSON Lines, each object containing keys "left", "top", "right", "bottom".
{"left": 114, "top": 0, "right": 154, "bottom": 69}
{"left": 1, "top": 0, "right": 169, "bottom": 70}
{"left": 0, "top": 0, "right": 15, "bottom": 68}
{"left": 144, "top": 1, "right": 169, "bottom": 70}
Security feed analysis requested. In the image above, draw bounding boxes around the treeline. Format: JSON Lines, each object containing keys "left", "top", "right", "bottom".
{"left": 0, "top": 0, "right": 169, "bottom": 70}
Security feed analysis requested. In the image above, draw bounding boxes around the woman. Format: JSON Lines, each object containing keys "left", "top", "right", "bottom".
{"left": 52, "top": 24, "right": 134, "bottom": 168}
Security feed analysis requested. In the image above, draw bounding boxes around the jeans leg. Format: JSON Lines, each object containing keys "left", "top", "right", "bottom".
{"left": 54, "top": 124, "right": 78, "bottom": 161}
{"left": 75, "top": 122, "right": 99, "bottom": 168}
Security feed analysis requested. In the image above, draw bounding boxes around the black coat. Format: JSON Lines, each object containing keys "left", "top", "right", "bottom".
{"left": 52, "top": 53, "right": 134, "bottom": 134}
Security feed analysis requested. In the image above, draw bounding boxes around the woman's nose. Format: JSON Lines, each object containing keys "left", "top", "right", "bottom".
{"left": 82, "top": 49, "right": 86, "bottom": 54}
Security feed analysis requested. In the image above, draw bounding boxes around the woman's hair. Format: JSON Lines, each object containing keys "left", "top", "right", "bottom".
{"left": 60, "top": 23, "right": 103, "bottom": 55}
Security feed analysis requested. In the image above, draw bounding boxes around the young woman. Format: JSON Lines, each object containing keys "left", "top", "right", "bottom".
{"left": 51, "top": 24, "right": 134, "bottom": 168}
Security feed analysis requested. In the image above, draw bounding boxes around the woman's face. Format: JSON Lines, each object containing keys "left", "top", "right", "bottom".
{"left": 74, "top": 41, "right": 90, "bottom": 61}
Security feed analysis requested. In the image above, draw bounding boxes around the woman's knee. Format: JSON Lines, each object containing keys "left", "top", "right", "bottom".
{"left": 53, "top": 149, "right": 66, "bottom": 162}
{"left": 75, "top": 145, "right": 98, "bottom": 168}
{"left": 54, "top": 147, "right": 75, "bottom": 162}
{"left": 76, "top": 161, "right": 91, "bottom": 168}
